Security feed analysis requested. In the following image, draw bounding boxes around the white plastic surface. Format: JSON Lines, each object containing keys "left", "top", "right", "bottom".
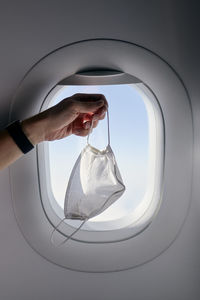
{"left": 9, "top": 40, "right": 193, "bottom": 272}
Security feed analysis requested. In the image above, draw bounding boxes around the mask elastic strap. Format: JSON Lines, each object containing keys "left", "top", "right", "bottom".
{"left": 50, "top": 218, "right": 88, "bottom": 247}
{"left": 87, "top": 110, "right": 110, "bottom": 146}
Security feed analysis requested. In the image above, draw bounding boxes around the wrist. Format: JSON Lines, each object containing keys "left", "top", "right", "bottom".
{"left": 21, "top": 115, "right": 46, "bottom": 145}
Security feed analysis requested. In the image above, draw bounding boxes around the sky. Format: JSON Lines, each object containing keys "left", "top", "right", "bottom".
{"left": 48, "top": 84, "right": 150, "bottom": 222}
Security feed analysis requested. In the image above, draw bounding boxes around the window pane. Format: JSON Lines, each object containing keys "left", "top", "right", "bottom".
{"left": 48, "top": 84, "right": 149, "bottom": 222}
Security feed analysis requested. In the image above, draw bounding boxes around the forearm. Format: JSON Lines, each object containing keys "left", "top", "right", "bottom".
{"left": 0, "top": 93, "right": 107, "bottom": 171}
{"left": 0, "top": 129, "right": 24, "bottom": 170}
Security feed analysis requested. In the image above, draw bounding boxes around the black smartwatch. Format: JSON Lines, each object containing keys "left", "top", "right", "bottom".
{"left": 6, "top": 120, "right": 34, "bottom": 154}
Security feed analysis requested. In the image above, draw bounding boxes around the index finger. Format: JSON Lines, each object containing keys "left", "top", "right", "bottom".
{"left": 71, "top": 93, "right": 108, "bottom": 113}
{"left": 73, "top": 93, "right": 108, "bottom": 106}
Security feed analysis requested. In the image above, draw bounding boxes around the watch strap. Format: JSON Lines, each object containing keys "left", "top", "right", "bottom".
{"left": 6, "top": 120, "right": 34, "bottom": 154}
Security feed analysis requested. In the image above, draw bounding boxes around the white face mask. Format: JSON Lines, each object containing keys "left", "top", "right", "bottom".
{"left": 51, "top": 111, "right": 125, "bottom": 246}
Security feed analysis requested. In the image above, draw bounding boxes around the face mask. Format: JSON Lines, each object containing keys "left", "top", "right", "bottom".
{"left": 51, "top": 111, "right": 125, "bottom": 246}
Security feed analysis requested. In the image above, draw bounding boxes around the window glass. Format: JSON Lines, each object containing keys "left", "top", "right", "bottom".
{"left": 48, "top": 84, "right": 150, "bottom": 222}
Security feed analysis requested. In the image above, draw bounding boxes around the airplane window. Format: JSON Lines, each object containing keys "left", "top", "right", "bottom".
{"left": 43, "top": 83, "right": 163, "bottom": 232}
{"left": 10, "top": 39, "right": 191, "bottom": 270}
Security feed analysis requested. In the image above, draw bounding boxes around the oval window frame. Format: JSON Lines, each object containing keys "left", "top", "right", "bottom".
{"left": 38, "top": 81, "right": 164, "bottom": 243}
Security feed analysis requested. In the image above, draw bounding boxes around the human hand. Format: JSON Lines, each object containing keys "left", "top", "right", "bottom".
{"left": 21, "top": 93, "right": 108, "bottom": 144}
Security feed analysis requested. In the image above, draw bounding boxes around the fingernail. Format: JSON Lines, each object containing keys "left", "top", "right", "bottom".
{"left": 97, "top": 100, "right": 104, "bottom": 105}
{"left": 101, "top": 107, "right": 107, "bottom": 113}
{"left": 100, "top": 112, "right": 106, "bottom": 118}
{"left": 93, "top": 115, "right": 98, "bottom": 121}
{"left": 84, "top": 122, "right": 91, "bottom": 129}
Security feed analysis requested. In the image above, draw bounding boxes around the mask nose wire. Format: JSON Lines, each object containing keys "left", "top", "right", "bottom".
{"left": 87, "top": 110, "right": 110, "bottom": 146}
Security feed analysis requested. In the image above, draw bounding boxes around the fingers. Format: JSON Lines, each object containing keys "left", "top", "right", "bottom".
{"left": 92, "top": 106, "right": 107, "bottom": 121}
{"left": 56, "top": 93, "right": 108, "bottom": 138}
{"left": 73, "top": 93, "right": 107, "bottom": 103}
{"left": 70, "top": 93, "right": 108, "bottom": 114}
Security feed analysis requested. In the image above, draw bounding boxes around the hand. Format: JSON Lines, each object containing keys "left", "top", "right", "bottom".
{"left": 21, "top": 93, "right": 108, "bottom": 144}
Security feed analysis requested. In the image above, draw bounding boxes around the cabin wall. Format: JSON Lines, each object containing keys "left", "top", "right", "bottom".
{"left": 0, "top": 1, "right": 199, "bottom": 299}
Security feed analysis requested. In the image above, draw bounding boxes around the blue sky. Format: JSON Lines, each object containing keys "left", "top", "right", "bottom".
{"left": 48, "top": 84, "right": 149, "bottom": 222}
